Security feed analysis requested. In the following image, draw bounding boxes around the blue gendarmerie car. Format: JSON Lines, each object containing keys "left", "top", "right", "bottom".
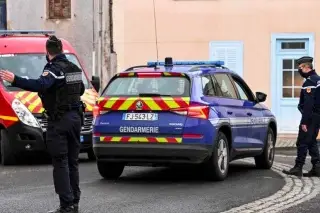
{"left": 92, "top": 58, "right": 277, "bottom": 181}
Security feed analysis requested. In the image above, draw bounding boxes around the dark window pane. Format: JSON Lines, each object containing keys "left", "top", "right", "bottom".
{"left": 294, "top": 59, "right": 299, "bottom": 69}
{"left": 48, "top": 0, "right": 71, "bottom": 19}
{"left": 283, "top": 71, "right": 292, "bottom": 86}
{"left": 283, "top": 88, "right": 292, "bottom": 98}
{"left": 283, "top": 59, "right": 292, "bottom": 69}
{"left": 294, "top": 71, "right": 304, "bottom": 86}
{"left": 294, "top": 88, "right": 301, "bottom": 98}
{"left": 281, "top": 42, "right": 305, "bottom": 49}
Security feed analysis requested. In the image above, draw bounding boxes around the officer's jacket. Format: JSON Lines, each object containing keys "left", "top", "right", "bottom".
{"left": 12, "top": 54, "right": 85, "bottom": 113}
{"left": 298, "top": 70, "right": 320, "bottom": 124}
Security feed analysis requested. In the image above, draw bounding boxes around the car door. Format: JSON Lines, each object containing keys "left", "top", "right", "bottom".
{"left": 229, "top": 74, "right": 266, "bottom": 150}
{"left": 211, "top": 73, "right": 250, "bottom": 150}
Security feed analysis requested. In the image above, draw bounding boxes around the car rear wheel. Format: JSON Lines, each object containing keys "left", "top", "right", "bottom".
{"left": 97, "top": 161, "right": 125, "bottom": 180}
{"left": 87, "top": 148, "right": 96, "bottom": 161}
{"left": 0, "top": 129, "right": 17, "bottom": 165}
{"left": 203, "top": 131, "right": 229, "bottom": 181}
{"left": 254, "top": 127, "right": 275, "bottom": 169}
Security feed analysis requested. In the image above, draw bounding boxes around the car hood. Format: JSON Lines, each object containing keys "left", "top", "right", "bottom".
{"left": 8, "top": 88, "right": 99, "bottom": 114}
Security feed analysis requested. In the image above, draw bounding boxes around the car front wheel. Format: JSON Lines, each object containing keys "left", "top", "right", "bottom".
{"left": 254, "top": 127, "right": 275, "bottom": 169}
{"left": 204, "top": 131, "right": 230, "bottom": 181}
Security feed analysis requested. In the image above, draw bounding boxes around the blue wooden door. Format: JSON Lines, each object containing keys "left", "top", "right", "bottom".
{"left": 275, "top": 39, "right": 310, "bottom": 133}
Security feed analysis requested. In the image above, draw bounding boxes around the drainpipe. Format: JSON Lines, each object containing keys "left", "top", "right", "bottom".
{"left": 98, "top": 0, "right": 103, "bottom": 85}
{"left": 109, "top": 0, "right": 114, "bottom": 53}
{"left": 92, "top": 0, "right": 96, "bottom": 77}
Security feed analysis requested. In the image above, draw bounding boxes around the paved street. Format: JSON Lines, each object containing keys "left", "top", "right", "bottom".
{"left": 0, "top": 150, "right": 319, "bottom": 213}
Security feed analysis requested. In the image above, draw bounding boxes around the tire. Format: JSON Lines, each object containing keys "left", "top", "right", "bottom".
{"left": 97, "top": 161, "right": 125, "bottom": 180}
{"left": 87, "top": 148, "right": 96, "bottom": 161}
{"left": 203, "top": 131, "right": 230, "bottom": 181}
{"left": 0, "top": 129, "right": 17, "bottom": 166}
{"left": 254, "top": 127, "right": 275, "bottom": 169}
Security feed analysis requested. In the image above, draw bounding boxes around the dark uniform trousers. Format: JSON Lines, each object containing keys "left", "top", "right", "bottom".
{"left": 296, "top": 114, "right": 320, "bottom": 166}
{"left": 46, "top": 110, "right": 82, "bottom": 208}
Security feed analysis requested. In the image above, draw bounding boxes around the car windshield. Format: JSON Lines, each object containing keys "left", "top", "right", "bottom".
{"left": 0, "top": 53, "right": 89, "bottom": 90}
{"left": 103, "top": 76, "right": 190, "bottom": 97}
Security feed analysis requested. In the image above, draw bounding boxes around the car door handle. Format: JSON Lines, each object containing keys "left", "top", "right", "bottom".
{"left": 227, "top": 111, "right": 233, "bottom": 115}
{"left": 247, "top": 112, "right": 252, "bottom": 116}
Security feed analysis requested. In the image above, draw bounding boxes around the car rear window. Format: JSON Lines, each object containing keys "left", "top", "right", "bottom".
{"left": 102, "top": 76, "right": 190, "bottom": 97}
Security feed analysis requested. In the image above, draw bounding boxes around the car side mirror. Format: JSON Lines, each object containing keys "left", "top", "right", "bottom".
{"left": 256, "top": 92, "right": 267, "bottom": 103}
{"left": 91, "top": 76, "right": 100, "bottom": 92}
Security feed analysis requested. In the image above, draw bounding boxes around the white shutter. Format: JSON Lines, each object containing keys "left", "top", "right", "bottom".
{"left": 209, "top": 41, "right": 244, "bottom": 77}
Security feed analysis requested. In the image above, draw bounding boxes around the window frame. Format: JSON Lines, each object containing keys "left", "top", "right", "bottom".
{"left": 47, "top": 0, "right": 72, "bottom": 20}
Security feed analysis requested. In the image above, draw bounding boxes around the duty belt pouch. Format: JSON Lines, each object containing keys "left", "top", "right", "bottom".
{"left": 79, "top": 102, "right": 86, "bottom": 126}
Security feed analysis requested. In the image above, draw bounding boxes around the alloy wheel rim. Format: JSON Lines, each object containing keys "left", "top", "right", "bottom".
{"left": 218, "top": 139, "right": 228, "bottom": 174}
{"left": 267, "top": 133, "right": 274, "bottom": 164}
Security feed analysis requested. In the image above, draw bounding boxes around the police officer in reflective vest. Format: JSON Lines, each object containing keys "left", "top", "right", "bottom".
{"left": 0, "top": 35, "right": 85, "bottom": 213}
{"left": 282, "top": 56, "right": 320, "bottom": 177}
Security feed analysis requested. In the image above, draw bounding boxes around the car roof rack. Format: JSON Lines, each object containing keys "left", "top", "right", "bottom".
{"left": 0, "top": 30, "right": 55, "bottom": 37}
{"left": 188, "top": 64, "right": 228, "bottom": 72}
{"left": 124, "top": 65, "right": 157, "bottom": 72}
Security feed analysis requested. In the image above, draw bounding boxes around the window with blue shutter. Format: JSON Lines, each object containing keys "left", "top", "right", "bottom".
{"left": 209, "top": 41, "right": 244, "bottom": 76}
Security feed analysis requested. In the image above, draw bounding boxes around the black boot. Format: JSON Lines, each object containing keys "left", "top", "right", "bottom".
{"left": 47, "top": 206, "right": 75, "bottom": 213}
{"left": 282, "top": 165, "right": 303, "bottom": 177}
{"left": 73, "top": 203, "right": 79, "bottom": 213}
{"left": 303, "top": 164, "right": 320, "bottom": 177}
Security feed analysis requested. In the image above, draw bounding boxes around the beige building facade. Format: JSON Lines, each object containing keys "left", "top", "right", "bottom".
{"left": 113, "top": 0, "right": 320, "bottom": 134}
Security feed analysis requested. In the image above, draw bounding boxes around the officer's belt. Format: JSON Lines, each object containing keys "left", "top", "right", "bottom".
{"left": 58, "top": 105, "right": 81, "bottom": 111}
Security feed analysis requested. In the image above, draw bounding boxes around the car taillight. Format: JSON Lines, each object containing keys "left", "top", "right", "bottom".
{"left": 93, "top": 106, "right": 100, "bottom": 118}
{"left": 171, "top": 103, "right": 210, "bottom": 119}
{"left": 93, "top": 105, "right": 109, "bottom": 118}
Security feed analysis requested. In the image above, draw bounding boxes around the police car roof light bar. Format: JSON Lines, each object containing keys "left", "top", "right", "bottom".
{"left": 0, "top": 30, "right": 55, "bottom": 36}
{"left": 147, "top": 60, "right": 225, "bottom": 67}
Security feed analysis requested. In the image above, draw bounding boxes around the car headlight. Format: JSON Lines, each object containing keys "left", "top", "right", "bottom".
{"left": 11, "top": 99, "right": 40, "bottom": 128}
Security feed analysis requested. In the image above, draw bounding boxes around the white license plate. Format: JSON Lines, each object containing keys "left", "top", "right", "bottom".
{"left": 123, "top": 113, "right": 158, "bottom": 121}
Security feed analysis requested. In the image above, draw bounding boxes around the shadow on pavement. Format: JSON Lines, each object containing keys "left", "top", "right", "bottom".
{"left": 0, "top": 153, "right": 95, "bottom": 166}
{"left": 99, "top": 161, "right": 278, "bottom": 184}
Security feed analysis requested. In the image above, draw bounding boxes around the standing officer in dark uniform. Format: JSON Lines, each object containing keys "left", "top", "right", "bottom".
{"left": 282, "top": 56, "right": 320, "bottom": 177}
{"left": 0, "top": 35, "right": 85, "bottom": 213}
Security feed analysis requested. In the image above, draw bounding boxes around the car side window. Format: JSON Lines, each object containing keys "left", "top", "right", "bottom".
{"left": 231, "top": 75, "right": 255, "bottom": 102}
{"left": 201, "top": 75, "right": 216, "bottom": 96}
{"left": 213, "top": 74, "right": 238, "bottom": 99}
{"left": 233, "top": 80, "right": 249, "bottom": 100}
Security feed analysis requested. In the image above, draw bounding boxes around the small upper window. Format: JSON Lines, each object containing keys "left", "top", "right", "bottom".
{"left": 213, "top": 74, "right": 238, "bottom": 99}
{"left": 47, "top": 0, "right": 71, "bottom": 19}
{"left": 281, "top": 42, "right": 305, "bottom": 50}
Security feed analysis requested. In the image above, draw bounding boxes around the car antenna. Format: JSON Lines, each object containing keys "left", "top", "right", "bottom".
{"left": 152, "top": 0, "right": 159, "bottom": 70}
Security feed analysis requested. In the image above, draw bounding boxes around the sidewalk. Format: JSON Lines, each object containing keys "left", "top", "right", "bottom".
{"left": 276, "top": 134, "right": 320, "bottom": 148}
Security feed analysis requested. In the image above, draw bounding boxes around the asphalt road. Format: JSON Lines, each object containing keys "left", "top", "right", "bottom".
{"left": 0, "top": 150, "right": 319, "bottom": 213}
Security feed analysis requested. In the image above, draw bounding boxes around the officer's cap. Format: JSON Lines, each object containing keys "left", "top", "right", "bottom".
{"left": 296, "top": 56, "right": 313, "bottom": 65}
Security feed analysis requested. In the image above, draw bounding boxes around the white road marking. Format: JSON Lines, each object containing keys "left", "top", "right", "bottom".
{"left": 221, "top": 159, "right": 320, "bottom": 213}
